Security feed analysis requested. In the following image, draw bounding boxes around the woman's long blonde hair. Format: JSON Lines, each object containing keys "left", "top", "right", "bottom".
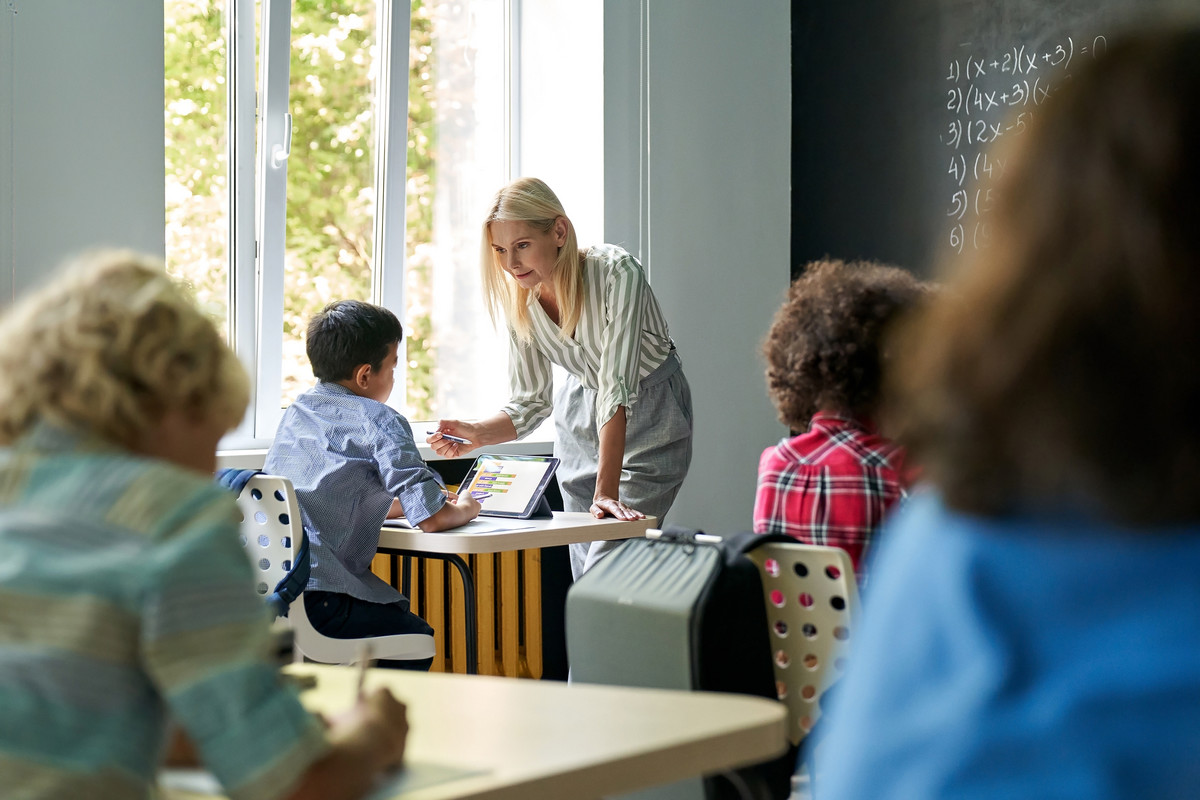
{"left": 480, "top": 177, "right": 583, "bottom": 342}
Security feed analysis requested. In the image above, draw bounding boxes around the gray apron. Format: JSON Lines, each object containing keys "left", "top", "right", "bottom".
{"left": 555, "top": 350, "right": 694, "bottom": 580}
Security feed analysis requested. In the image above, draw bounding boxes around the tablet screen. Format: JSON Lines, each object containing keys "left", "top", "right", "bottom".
{"left": 459, "top": 454, "right": 559, "bottom": 518}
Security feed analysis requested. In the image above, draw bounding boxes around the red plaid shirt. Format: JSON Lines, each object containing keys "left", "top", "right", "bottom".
{"left": 753, "top": 412, "right": 909, "bottom": 582}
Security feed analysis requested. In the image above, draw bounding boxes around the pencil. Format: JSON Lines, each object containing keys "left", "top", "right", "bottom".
{"left": 355, "top": 641, "right": 373, "bottom": 700}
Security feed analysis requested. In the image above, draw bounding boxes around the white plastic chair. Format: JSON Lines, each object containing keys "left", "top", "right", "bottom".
{"left": 744, "top": 541, "right": 859, "bottom": 750}
{"left": 237, "top": 474, "right": 436, "bottom": 665}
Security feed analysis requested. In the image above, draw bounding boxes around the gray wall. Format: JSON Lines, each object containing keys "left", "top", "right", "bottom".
{"left": 0, "top": 1, "right": 164, "bottom": 304}
{"left": 606, "top": 1, "right": 791, "bottom": 535}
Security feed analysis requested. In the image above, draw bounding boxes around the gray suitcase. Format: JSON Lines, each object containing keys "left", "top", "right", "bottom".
{"left": 566, "top": 527, "right": 794, "bottom": 800}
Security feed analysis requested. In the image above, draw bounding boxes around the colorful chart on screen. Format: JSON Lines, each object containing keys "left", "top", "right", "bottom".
{"left": 459, "top": 454, "right": 560, "bottom": 519}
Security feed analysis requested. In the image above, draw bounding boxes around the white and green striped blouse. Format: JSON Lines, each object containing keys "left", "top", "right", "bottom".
{"left": 502, "top": 243, "right": 675, "bottom": 437}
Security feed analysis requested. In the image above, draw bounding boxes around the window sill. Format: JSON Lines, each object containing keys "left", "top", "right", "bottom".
{"left": 216, "top": 420, "right": 556, "bottom": 471}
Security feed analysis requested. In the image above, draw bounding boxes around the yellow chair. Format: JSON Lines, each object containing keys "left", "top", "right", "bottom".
{"left": 237, "top": 474, "right": 436, "bottom": 665}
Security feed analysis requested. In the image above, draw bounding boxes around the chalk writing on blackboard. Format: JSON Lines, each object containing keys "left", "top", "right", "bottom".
{"left": 942, "top": 35, "right": 1108, "bottom": 254}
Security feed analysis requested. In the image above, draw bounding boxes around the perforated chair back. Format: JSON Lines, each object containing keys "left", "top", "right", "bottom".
{"left": 237, "top": 474, "right": 300, "bottom": 604}
{"left": 237, "top": 474, "right": 436, "bottom": 665}
{"left": 744, "top": 542, "right": 860, "bottom": 747}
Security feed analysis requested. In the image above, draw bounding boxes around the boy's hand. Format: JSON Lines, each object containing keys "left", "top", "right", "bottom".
{"left": 453, "top": 491, "right": 481, "bottom": 520}
{"left": 417, "top": 488, "right": 481, "bottom": 531}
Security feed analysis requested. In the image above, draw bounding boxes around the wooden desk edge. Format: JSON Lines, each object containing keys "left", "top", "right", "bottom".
{"left": 378, "top": 514, "right": 657, "bottom": 555}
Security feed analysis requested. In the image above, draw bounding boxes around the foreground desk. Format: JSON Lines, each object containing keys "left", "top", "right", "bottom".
{"left": 163, "top": 662, "right": 788, "bottom": 800}
{"left": 378, "top": 513, "right": 655, "bottom": 676}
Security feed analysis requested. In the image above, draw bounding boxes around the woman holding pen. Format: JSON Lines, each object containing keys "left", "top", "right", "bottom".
{"left": 428, "top": 177, "right": 693, "bottom": 579}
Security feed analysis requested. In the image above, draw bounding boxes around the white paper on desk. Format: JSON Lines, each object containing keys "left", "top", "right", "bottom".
{"left": 161, "top": 760, "right": 487, "bottom": 796}
{"left": 366, "top": 760, "right": 490, "bottom": 796}
{"left": 159, "top": 769, "right": 222, "bottom": 795}
{"left": 382, "top": 518, "right": 533, "bottom": 534}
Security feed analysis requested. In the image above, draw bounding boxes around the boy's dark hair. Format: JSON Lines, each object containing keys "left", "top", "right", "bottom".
{"left": 763, "top": 259, "right": 927, "bottom": 430}
{"left": 306, "top": 300, "right": 403, "bottom": 382}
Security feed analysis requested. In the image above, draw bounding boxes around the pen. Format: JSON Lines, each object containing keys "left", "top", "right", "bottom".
{"left": 427, "top": 431, "right": 472, "bottom": 445}
{"left": 355, "top": 641, "right": 373, "bottom": 700}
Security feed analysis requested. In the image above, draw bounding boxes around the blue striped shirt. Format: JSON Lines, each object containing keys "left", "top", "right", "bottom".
{"left": 0, "top": 422, "right": 328, "bottom": 800}
{"left": 264, "top": 382, "right": 445, "bottom": 605}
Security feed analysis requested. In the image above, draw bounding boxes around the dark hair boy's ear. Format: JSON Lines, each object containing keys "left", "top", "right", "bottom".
{"left": 351, "top": 362, "right": 373, "bottom": 389}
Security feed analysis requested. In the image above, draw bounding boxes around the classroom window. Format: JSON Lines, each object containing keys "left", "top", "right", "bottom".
{"left": 165, "top": 0, "right": 601, "bottom": 445}
{"left": 164, "top": 0, "right": 232, "bottom": 339}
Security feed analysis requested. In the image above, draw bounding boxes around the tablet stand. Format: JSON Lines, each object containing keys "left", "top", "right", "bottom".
{"left": 528, "top": 493, "right": 554, "bottom": 519}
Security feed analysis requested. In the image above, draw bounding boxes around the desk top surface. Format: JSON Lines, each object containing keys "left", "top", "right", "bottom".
{"left": 324, "top": 664, "right": 785, "bottom": 799}
{"left": 164, "top": 663, "right": 786, "bottom": 799}
{"left": 378, "top": 511, "right": 657, "bottom": 554}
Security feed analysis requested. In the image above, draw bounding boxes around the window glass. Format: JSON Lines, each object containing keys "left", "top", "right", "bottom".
{"left": 164, "top": 0, "right": 230, "bottom": 337}
{"left": 280, "top": 1, "right": 380, "bottom": 404}
{"left": 408, "top": 0, "right": 508, "bottom": 421}
{"left": 167, "top": 0, "right": 602, "bottom": 441}
{"left": 518, "top": 0, "right": 604, "bottom": 245}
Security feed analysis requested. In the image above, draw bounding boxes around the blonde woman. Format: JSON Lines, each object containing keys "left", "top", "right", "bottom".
{"left": 0, "top": 251, "right": 410, "bottom": 800}
{"left": 429, "top": 178, "right": 693, "bottom": 578}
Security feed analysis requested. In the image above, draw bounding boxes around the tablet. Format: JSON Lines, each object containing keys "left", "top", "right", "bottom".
{"left": 458, "top": 454, "right": 559, "bottom": 519}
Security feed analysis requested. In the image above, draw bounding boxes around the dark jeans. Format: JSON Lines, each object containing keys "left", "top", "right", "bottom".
{"left": 304, "top": 591, "right": 435, "bottom": 671}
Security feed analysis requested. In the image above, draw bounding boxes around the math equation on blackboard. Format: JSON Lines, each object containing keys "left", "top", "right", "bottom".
{"left": 943, "top": 34, "right": 1108, "bottom": 255}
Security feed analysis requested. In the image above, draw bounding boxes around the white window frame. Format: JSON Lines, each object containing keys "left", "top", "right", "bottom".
{"left": 251, "top": 0, "right": 291, "bottom": 439}
{"left": 223, "top": 0, "right": 417, "bottom": 448}
{"left": 218, "top": 0, "right": 577, "bottom": 456}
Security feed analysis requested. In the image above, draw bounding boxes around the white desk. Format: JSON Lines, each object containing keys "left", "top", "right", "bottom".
{"left": 378, "top": 513, "right": 656, "bottom": 675}
{"left": 163, "top": 663, "right": 788, "bottom": 800}
{"left": 379, "top": 511, "right": 656, "bottom": 554}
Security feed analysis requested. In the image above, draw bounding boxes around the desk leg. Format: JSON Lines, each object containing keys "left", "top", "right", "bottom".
{"left": 387, "top": 554, "right": 408, "bottom": 596}
{"left": 392, "top": 550, "right": 477, "bottom": 675}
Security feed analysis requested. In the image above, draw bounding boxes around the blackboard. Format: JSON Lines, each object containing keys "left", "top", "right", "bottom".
{"left": 789, "top": 0, "right": 1200, "bottom": 279}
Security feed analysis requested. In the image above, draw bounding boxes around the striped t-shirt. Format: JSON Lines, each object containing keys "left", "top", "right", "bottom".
{"left": 502, "top": 243, "right": 675, "bottom": 436}
{"left": 0, "top": 422, "right": 328, "bottom": 800}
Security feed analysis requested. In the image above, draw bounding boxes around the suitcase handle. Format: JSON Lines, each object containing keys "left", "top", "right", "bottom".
{"left": 645, "top": 528, "right": 724, "bottom": 545}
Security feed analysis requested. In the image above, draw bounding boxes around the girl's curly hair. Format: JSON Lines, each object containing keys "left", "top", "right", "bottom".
{"left": 764, "top": 259, "right": 928, "bottom": 430}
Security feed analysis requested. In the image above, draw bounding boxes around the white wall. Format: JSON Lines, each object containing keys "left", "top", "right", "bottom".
{"left": 606, "top": 1, "right": 791, "bottom": 534}
{"left": 0, "top": 0, "right": 164, "bottom": 304}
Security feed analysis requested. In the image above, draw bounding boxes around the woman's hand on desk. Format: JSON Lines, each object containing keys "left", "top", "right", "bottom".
{"left": 590, "top": 493, "right": 646, "bottom": 521}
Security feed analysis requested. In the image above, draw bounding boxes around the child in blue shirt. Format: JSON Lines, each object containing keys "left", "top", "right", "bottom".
{"left": 266, "top": 300, "right": 479, "bottom": 668}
